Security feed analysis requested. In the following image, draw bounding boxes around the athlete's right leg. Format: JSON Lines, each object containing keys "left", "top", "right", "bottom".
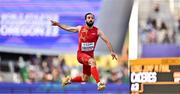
{"left": 62, "top": 65, "right": 90, "bottom": 86}
{"left": 70, "top": 65, "right": 91, "bottom": 82}
{"left": 62, "top": 53, "right": 91, "bottom": 87}
{"left": 69, "top": 63, "right": 91, "bottom": 82}
{"left": 77, "top": 52, "right": 106, "bottom": 90}
{"left": 62, "top": 74, "right": 90, "bottom": 87}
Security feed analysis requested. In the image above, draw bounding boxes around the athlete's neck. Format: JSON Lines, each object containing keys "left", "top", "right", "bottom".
{"left": 85, "top": 25, "right": 93, "bottom": 29}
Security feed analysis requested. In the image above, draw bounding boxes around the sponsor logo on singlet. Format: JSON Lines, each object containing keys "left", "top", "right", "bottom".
{"left": 81, "top": 42, "right": 94, "bottom": 51}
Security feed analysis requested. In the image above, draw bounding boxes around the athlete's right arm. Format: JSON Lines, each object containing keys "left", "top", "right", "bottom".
{"left": 50, "top": 20, "right": 81, "bottom": 32}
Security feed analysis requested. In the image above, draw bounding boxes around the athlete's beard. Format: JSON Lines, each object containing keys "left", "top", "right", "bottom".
{"left": 86, "top": 21, "right": 94, "bottom": 27}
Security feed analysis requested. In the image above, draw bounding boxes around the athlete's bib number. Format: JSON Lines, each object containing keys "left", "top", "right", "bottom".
{"left": 81, "top": 42, "right": 94, "bottom": 51}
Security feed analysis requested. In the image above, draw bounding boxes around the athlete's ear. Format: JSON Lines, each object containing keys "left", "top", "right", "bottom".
{"left": 85, "top": 19, "right": 87, "bottom": 23}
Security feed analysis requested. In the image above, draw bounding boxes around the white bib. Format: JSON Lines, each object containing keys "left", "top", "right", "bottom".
{"left": 81, "top": 42, "right": 94, "bottom": 51}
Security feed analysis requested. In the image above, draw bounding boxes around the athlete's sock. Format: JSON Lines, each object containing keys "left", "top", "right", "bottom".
{"left": 91, "top": 66, "right": 100, "bottom": 83}
{"left": 71, "top": 76, "right": 83, "bottom": 82}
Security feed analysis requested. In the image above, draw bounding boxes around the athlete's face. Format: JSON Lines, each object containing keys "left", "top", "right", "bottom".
{"left": 85, "top": 14, "right": 94, "bottom": 27}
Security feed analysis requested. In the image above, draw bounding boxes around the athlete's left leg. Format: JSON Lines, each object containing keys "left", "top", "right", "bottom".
{"left": 88, "top": 58, "right": 100, "bottom": 83}
{"left": 88, "top": 58, "right": 106, "bottom": 90}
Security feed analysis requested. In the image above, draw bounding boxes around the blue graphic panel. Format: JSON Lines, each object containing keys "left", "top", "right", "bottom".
{"left": 0, "top": 0, "right": 101, "bottom": 52}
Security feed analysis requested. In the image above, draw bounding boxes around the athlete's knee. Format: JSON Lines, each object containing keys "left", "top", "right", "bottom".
{"left": 88, "top": 58, "right": 96, "bottom": 67}
{"left": 82, "top": 75, "right": 89, "bottom": 82}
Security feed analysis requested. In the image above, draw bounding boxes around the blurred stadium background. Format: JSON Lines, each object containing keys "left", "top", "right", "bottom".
{"left": 0, "top": 0, "right": 133, "bottom": 94}
{"left": 138, "top": 0, "right": 180, "bottom": 58}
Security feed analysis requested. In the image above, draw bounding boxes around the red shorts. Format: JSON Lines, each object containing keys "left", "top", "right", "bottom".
{"left": 77, "top": 51, "right": 94, "bottom": 76}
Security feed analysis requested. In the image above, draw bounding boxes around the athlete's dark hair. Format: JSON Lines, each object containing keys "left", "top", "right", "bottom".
{"left": 85, "top": 13, "right": 94, "bottom": 20}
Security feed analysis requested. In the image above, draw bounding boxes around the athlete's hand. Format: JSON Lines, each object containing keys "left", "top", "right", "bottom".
{"left": 111, "top": 51, "right": 117, "bottom": 60}
{"left": 50, "top": 20, "right": 59, "bottom": 26}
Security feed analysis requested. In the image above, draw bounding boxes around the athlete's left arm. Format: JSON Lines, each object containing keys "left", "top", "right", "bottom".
{"left": 98, "top": 30, "right": 117, "bottom": 60}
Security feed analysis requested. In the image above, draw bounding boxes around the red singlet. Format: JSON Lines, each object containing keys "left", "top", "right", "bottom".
{"left": 78, "top": 25, "right": 99, "bottom": 56}
{"left": 77, "top": 25, "right": 99, "bottom": 75}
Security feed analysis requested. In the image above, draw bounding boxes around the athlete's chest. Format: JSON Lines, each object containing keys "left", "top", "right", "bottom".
{"left": 79, "top": 28, "right": 98, "bottom": 41}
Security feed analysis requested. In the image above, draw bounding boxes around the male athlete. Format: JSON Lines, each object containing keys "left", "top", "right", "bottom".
{"left": 50, "top": 13, "right": 117, "bottom": 90}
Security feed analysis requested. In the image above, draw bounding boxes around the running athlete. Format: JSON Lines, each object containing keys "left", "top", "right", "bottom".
{"left": 50, "top": 13, "right": 117, "bottom": 90}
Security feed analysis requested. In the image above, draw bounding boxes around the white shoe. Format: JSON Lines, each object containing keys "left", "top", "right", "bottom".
{"left": 97, "top": 82, "right": 106, "bottom": 90}
{"left": 62, "top": 76, "right": 71, "bottom": 87}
